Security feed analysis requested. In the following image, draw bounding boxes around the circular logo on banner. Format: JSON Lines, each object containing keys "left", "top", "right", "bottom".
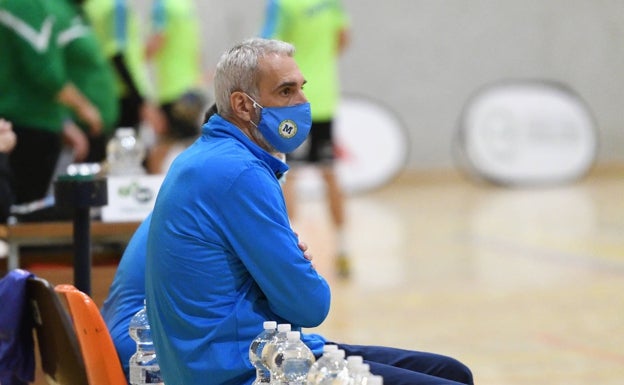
{"left": 291, "top": 94, "right": 409, "bottom": 196}
{"left": 278, "top": 119, "right": 297, "bottom": 139}
{"left": 455, "top": 79, "right": 597, "bottom": 185}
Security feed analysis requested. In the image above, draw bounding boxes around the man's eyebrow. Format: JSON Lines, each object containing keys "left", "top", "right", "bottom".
{"left": 273, "top": 79, "right": 307, "bottom": 92}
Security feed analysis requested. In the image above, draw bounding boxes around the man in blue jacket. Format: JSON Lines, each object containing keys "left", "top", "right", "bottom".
{"left": 108, "top": 38, "right": 473, "bottom": 385}
{"left": 145, "top": 37, "right": 329, "bottom": 385}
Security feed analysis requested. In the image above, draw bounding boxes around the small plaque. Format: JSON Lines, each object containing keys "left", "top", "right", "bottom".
{"left": 101, "top": 175, "right": 164, "bottom": 222}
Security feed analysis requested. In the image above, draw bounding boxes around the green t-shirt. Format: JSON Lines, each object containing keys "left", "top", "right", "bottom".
{"left": 54, "top": 0, "right": 118, "bottom": 133}
{"left": 0, "top": 0, "right": 68, "bottom": 132}
{"left": 150, "top": 0, "right": 201, "bottom": 104}
{"left": 261, "top": 0, "right": 348, "bottom": 121}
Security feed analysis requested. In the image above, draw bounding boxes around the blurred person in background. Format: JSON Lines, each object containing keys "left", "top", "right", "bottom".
{"left": 144, "top": 0, "right": 208, "bottom": 174}
{"left": 0, "top": 0, "right": 102, "bottom": 211}
{"left": 84, "top": 0, "right": 164, "bottom": 149}
{"left": 260, "top": 0, "right": 352, "bottom": 278}
{"left": 57, "top": 0, "right": 119, "bottom": 163}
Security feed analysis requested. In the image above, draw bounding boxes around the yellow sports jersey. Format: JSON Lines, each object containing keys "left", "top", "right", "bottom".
{"left": 261, "top": 0, "right": 349, "bottom": 120}
{"left": 150, "top": 0, "right": 201, "bottom": 104}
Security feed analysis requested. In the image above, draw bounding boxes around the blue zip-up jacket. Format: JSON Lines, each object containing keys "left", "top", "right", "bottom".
{"left": 145, "top": 114, "right": 331, "bottom": 385}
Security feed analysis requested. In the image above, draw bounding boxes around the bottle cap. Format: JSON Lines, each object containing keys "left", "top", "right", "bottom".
{"left": 323, "top": 344, "right": 339, "bottom": 352}
{"left": 263, "top": 321, "right": 277, "bottom": 330}
{"left": 277, "top": 323, "right": 291, "bottom": 332}
{"left": 116, "top": 127, "right": 136, "bottom": 136}
{"left": 287, "top": 331, "right": 300, "bottom": 341}
{"left": 347, "top": 355, "right": 363, "bottom": 368}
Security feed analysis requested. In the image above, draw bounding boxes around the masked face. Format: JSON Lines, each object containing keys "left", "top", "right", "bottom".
{"left": 246, "top": 94, "right": 312, "bottom": 153}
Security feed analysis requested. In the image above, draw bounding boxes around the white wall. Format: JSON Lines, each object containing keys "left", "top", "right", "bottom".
{"left": 142, "top": 0, "right": 624, "bottom": 170}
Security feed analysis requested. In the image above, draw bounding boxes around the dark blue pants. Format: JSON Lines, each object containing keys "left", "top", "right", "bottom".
{"left": 333, "top": 343, "right": 474, "bottom": 385}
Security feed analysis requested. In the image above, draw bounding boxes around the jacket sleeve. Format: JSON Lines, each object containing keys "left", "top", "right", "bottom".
{"left": 216, "top": 165, "right": 331, "bottom": 328}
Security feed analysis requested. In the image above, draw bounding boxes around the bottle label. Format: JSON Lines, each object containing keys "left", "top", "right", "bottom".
{"left": 130, "top": 365, "right": 164, "bottom": 384}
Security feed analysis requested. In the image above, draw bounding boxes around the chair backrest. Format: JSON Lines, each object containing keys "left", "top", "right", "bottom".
{"left": 54, "top": 284, "right": 128, "bottom": 385}
{"left": 26, "top": 277, "right": 89, "bottom": 385}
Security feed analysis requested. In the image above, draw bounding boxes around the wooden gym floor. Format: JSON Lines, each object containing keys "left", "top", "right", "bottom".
{"left": 19, "top": 164, "right": 624, "bottom": 385}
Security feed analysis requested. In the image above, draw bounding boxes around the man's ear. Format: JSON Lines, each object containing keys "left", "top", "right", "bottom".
{"left": 230, "top": 91, "right": 253, "bottom": 121}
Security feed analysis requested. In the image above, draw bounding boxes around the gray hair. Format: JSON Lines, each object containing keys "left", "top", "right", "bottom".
{"left": 214, "top": 38, "right": 295, "bottom": 118}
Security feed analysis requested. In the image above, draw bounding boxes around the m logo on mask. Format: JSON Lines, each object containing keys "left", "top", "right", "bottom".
{"left": 278, "top": 119, "right": 298, "bottom": 139}
{"left": 246, "top": 98, "right": 311, "bottom": 153}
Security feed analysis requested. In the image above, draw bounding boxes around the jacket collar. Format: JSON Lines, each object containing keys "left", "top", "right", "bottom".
{"left": 202, "top": 114, "right": 289, "bottom": 180}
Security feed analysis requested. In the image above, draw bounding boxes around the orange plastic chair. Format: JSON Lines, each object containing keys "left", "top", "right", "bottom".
{"left": 55, "top": 284, "right": 127, "bottom": 385}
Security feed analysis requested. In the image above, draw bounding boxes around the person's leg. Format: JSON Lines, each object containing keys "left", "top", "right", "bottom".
{"left": 0, "top": 154, "right": 12, "bottom": 222}
{"left": 281, "top": 170, "right": 298, "bottom": 221}
{"left": 117, "top": 95, "right": 143, "bottom": 128}
{"left": 86, "top": 132, "right": 108, "bottom": 163}
{"left": 320, "top": 164, "right": 349, "bottom": 277}
{"left": 320, "top": 165, "right": 345, "bottom": 230}
{"left": 309, "top": 120, "right": 349, "bottom": 277}
{"left": 282, "top": 127, "right": 314, "bottom": 224}
{"left": 9, "top": 126, "right": 62, "bottom": 204}
{"left": 336, "top": 343, "right": 473, "bottom": 385}
{"left": 366, "top": 361, "right": 469, "bottom": 385}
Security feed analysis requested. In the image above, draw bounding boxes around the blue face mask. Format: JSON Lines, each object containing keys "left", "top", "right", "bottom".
{"left": 246, "top": 94, "right": 312, "bottom": 153}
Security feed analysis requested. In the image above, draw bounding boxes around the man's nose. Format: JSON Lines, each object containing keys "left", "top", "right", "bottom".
{"left": 295, "top": 88, "right": 308, "bottom": 104}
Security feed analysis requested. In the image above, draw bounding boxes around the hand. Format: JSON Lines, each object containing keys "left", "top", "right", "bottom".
{"left": 62, "top": 120, "right": 89, "bottom": 162}
{"left": 0, "top": 118, "right": 16, "bottom": 153}
{"left": 296, "top": 233, "right": 315, "bottom": 269}
{"left": 56, "top": 83, "right": 103, "bottom": 135}
{"left": 78, "top": 103, "right": 103, "bottom": 136}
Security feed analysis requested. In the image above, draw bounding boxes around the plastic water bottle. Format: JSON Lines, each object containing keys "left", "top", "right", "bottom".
{"left": 107, "top": 127, "right": 146, "bottom": 175}
{"left": 346, "top": 356, "right": 363, "bottom": 384}
{"left": 367, "top": 375, "right": 383, "bottom": 385}
{"left": 249, "top": 321, "right": 278, "bottom": 384}
{"left": 306, "top": 349, "right": 349, "bottom": 385}
{"left": 276, "top": 331, "right": 315, "bottom": 385}
{"left": 128, "top": 301, "right": 163, "bottom": 384}
{"left": 346, "top": 355, "right": 363, "bottom": 372}
{"left": 261, "top": 323, "right": 291, "bottom": 385}
{"left": 350, "top": 363, "right": 372, "bottom": 385}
